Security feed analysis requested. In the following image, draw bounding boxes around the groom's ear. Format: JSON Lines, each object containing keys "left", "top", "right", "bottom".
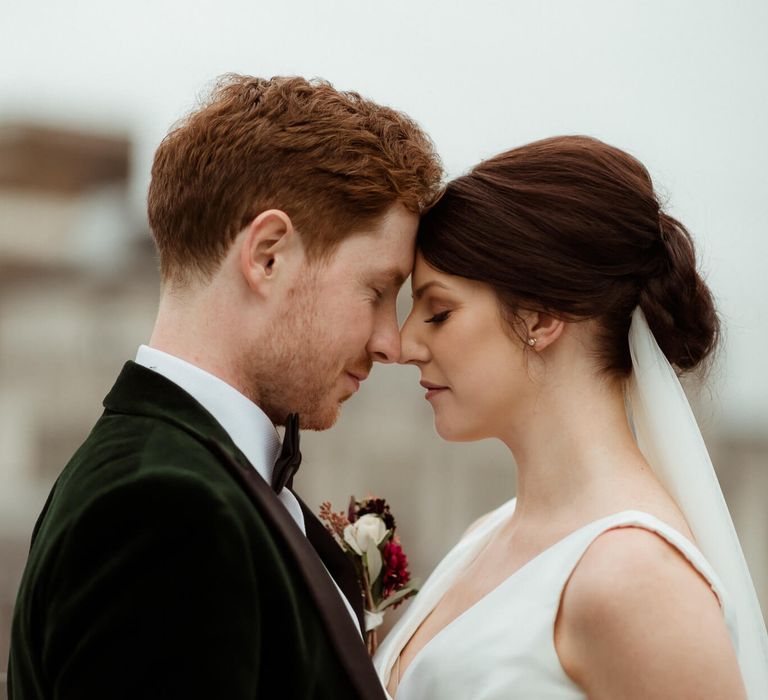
{"left": 525, "top": 311, "right": 564, "bottom": 351}
{"left": 239, "top": 209, "right": 302, "bottom": 297}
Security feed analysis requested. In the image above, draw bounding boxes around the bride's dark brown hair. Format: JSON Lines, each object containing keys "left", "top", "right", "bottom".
{"left": 417, "top": 136, "right": 719, "bottom": 376}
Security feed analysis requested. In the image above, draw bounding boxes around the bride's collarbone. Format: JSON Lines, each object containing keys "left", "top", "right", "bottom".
{"left": 396, "top": 529, "right": 555, "bottom": 679}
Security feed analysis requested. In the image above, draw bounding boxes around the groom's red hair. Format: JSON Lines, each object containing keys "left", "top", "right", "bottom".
{"left": 147, "top": 74, "right": 442, "bottom": 285}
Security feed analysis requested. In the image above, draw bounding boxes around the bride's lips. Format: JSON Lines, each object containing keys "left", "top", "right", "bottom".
{"left": 420, "top": 379, "right": 449, "bottom": 400}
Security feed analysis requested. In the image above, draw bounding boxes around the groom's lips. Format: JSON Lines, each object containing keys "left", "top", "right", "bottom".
{"left": 420, "top": 379, "right": 449, "bottom": 400}
{"left": 346, "top": 371, "right": 369, "bottom": 392}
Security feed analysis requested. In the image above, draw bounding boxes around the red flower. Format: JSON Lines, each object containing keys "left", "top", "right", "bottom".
{"left": 381, "top": 538, "right": 411, "bottom": 603}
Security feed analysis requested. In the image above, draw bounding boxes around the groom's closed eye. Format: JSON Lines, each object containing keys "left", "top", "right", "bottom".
{"left": 368, "top": 283, "right": 395, "bottom": 303}
{"left": 368, "top": 268, "right": 408, "bottom": 298}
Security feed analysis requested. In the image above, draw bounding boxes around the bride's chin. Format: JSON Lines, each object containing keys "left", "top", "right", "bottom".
{"left": 434, "top": 417, "right": 471, "bottom": 443}
{"left": 432, "top": 400, "right": 480, "bottom": 442}
{"left": 434, "top": 413, "right": 493, "bottom": 443}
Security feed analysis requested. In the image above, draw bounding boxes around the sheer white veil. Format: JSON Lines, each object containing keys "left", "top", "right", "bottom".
{"left": 627, "top": 307, "right": 768, "bottom": 698}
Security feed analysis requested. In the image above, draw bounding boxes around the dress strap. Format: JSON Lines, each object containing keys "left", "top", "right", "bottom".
{"left": 571, "top": 511, "right": 737, "bottom": 647}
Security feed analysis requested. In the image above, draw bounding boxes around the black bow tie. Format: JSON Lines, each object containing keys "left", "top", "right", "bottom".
{"left": 272, "top": 413, "right": 302, "bottom": 493}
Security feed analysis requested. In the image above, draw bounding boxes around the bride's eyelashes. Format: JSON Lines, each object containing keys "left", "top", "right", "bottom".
{"left": 425, "top": 310, "right": 452, "bottom": 324}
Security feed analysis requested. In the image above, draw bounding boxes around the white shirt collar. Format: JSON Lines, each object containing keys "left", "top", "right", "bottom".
{"left": 136, "top": 344, "right": 310, "bottom": 532}
{"left": 135, "top": 345, "right": 282, "bottom": 484}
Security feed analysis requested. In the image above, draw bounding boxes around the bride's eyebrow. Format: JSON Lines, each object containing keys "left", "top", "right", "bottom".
{"left": 412, "top": 280, "right": 449, "bottom": 300}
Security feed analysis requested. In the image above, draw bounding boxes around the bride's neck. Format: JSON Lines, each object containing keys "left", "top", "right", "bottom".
{"left": 501, "top": 370, "right": 651, "bottom": 523}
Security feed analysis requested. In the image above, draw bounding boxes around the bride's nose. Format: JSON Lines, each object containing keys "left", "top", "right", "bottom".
{"left": 399, "top": 312, "right": 430, "bottom": 365}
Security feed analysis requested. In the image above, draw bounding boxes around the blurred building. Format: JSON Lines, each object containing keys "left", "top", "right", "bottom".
{"left": 0, "top": 121, "right": 766, "bottom": 696}
{"left": 0, "top": 123, "right": 158, "bottom": 690}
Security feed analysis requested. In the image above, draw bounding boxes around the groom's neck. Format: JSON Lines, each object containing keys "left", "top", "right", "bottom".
{"left": 147, "top": 284, "right": 267, "bottom": 406}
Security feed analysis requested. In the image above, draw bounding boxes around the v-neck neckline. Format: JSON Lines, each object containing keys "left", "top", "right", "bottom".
{"left": 392, "top": 505, "right": 655, "bottom": 696}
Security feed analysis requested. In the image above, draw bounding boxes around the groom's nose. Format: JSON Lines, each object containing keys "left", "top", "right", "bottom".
{"left": 367, "top": 312, "right": 401, "bottom": 364}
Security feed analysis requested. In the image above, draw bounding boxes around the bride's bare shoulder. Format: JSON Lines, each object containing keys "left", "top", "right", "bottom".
{"left": 555, "top": 527, "right": 745, "bottom": 699}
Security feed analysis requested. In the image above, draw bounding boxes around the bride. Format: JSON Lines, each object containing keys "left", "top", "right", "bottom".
{"left": 375, "top": 136, "right": 768, "bottom": 699}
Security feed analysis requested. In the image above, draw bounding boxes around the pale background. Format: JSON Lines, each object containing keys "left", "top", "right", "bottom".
{"left": 1, "top": 0, "right": 767, "bottom": 689}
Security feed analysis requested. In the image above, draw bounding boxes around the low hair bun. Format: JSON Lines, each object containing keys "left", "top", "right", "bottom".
{"left": 638, "top": 212, "right": 720, "bottom": 371}
{"left": 417, "top": 136, "right": 720, "bottom": 377}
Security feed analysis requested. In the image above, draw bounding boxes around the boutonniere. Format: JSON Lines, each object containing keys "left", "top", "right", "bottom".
{"left": 319, "top": 496, "right": 418, "bottom": 654}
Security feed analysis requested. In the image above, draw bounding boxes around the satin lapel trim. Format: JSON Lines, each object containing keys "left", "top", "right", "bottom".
{"left": 200, "top": 437, "right": 386, "bottom": 700}
{"left": 297, "top": 496, "right": 366, "bottom": 634}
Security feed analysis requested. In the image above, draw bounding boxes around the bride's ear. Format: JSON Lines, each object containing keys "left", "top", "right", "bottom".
{"left": 524, "top": 311, "right": 564, "bottom": 351}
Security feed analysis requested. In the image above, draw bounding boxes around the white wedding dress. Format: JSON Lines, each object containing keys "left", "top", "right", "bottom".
{"left": 375, "top": 309, "right": 768, "bottom": 697}
{"left": 374, "top": 497, "right": 735, "bottom": 700}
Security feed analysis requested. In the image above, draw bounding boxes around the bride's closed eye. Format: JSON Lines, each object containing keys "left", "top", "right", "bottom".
{"left": 425, "top": 310, "right": 451, "bottom": 324}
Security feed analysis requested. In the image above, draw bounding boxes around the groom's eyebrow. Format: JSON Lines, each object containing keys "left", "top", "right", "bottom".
{"left": 413, "top": 280, "right": 448, "bottom": 300}
{"left": 376, "top": 268, "right": 407, "bottom": 288}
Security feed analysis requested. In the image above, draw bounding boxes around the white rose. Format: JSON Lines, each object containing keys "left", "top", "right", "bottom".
{"left": 343, "top": 514, "right": 389, "bottom": 582}
{"left": 343, "top": 513, "right": 387, "bottom": 554}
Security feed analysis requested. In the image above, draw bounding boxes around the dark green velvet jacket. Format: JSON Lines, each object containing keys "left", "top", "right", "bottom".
{"left": 8, "top": 362, "right": 387, "bottom": 699}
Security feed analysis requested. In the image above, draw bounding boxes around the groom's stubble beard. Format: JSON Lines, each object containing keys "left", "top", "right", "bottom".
{"left": 240, "top": 271, "right": 356, "bottom": 430}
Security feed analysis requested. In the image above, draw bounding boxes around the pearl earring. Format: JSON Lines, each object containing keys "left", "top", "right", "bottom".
{"left": 527, "top": 337, "right": 537, "bottom": 347}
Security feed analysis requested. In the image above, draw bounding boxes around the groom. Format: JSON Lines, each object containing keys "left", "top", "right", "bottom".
{"left": 8, "top": 75, "right": 441, "bottom": 699}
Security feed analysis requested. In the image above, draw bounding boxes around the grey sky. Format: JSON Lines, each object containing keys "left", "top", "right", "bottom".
{"left": 2, "top": 0, "right": 766, "bottom": 428}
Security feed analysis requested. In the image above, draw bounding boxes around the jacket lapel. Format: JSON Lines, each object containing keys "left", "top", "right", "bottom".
{"left": 297, "top": 496, "right": 367, "bottom": 634}
{"left": 207, "top": 441, "right": 385, "bottom": 699}
{"left": 103, "top": 362, "right": 387, "bottom": 700}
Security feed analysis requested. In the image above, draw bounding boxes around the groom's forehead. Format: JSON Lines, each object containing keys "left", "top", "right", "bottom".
{"left": 360, "top": 238, "right": 412, "bottom": 283}
{"left": 318, "top": 202, "right": 416, "bottom": 285}
{"left": 336, "top": 236, "right": 414, "bottom": 283}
